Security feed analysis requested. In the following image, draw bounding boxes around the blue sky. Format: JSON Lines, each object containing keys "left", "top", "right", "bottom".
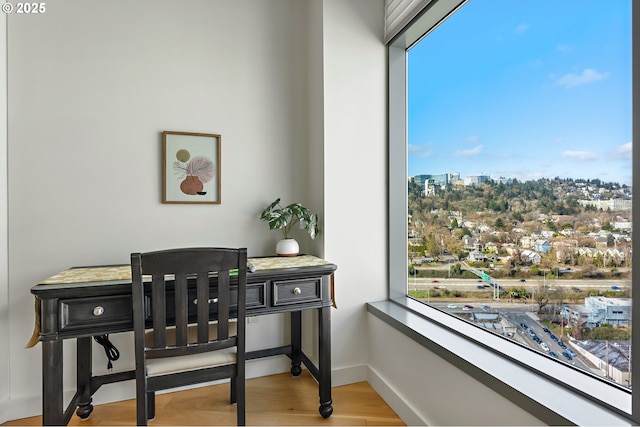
{"left": 408, "top": 0, "right": 632, "bottom": 186}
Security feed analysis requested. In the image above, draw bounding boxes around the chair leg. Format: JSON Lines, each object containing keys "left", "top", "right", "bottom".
{"left": 147, "top": 391, "right": 155, "bottom": 420}
{"left": 237, "top": 375, "right": 245, "bottom": 426}
{"left": 230, "top": 377, "right": 237, "bottom": 404}
{"left": 135, "top": 383, "right": 148, "bottom": 426}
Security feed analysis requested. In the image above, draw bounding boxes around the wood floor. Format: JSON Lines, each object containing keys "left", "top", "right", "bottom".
{"left": 3, "top": 371, "right": 405, "bottom": 426}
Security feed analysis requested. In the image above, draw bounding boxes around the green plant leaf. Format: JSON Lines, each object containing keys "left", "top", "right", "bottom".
{"left": 260, "top": 198, "right": 281, "bottom": 220}
{"left": 286, "top": 203, "right": 308, "bottom": 219}
{"left": 300, "top": 213, "right": 318, "bottom": 239}
{"left": 268, "top": 212, "right": 291, "bottom": 231}
{"left": 259, "top": 198, "right": 318, "bottom": 240}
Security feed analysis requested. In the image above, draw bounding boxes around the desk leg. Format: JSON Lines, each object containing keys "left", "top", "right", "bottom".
{"left": 290, "top": 311, "right": 302, "bottom": 377}
{"left": 76, "top": 337, "right": 94, "bottom": 420}
{"left": 42, "top": 339, "right": 63, "bottom": 425}
{"left": 318, "top": 305, "right": 333, "bottom": 418}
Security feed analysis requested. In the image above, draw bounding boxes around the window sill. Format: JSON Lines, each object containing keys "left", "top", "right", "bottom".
{"left": 367, "top": 297, "right": 634, "bottom": 426}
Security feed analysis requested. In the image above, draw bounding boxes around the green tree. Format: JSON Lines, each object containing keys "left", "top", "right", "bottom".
{"left": 425, "top": 232, "right": 441, "bottom": 258}
{"left": 535, "top": 284, "right": 550, "bottom": 312}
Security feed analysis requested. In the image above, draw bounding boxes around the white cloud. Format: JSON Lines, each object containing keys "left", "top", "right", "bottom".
{"left": 452, "top": 145, "right": 483, "bottom": 157}
{"left": 514, "top": 23, "right": 529, "bottom": 34}
{"left": 615, "top": 141, "right": 632, "bottom": 159}
{"left": 555, "top": 68, "right": 609, "bottom": 88}
{"left": 466, "top": 136, "right": 479, "bottom": 144}
{"left": 562, "top": 150, "right": 597, "bottom": 161}
{"left": 408, "top": 144, "right": 431, "bottom": 157}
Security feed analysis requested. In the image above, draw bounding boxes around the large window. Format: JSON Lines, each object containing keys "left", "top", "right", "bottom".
{"left": 388, "top": 0, "right": 637, "bottom": 419}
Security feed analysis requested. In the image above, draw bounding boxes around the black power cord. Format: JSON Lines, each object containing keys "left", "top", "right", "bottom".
{"left": 93, "top": 334, "right": 120, "bottom": 370}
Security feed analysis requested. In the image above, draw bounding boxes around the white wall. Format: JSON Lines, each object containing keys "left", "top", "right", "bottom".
{"left": 3, "top": 0, "right": 318, "bottom": 421}
{"left": 367, "top": 315, "right": 546, "bottom": 425}
{"left": 321, "top": 0, "right": 388, "bottom": 380}
{"left": 0, "top": 9, "right": 9, "bottom": 417}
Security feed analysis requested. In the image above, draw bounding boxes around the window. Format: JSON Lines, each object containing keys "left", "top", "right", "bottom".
{"left": 387, "top": 0, "right": 636, "bottom": 420}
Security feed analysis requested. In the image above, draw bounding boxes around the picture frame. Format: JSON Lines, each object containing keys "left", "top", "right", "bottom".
{"left": 162, "top": 131, "right": 221, "bottom": 204}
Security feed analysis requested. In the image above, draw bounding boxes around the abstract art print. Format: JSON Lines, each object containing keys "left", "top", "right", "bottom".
{"left": 162, "top": 131, "right": 221, "bottom": 204}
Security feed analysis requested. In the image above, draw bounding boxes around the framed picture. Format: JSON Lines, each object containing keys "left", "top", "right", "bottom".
{"left": 162, "top": 131, "right": 221, "bottom": 204}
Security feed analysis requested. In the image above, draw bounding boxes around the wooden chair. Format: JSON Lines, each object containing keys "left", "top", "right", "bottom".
{"left": 131, "top": 247, "right": 247, "bottom": 426}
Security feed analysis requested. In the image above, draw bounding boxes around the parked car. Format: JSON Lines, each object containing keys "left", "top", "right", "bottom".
{"left": 550, "top": 334, "right": 558, "bottom": 341}
{"left": 558, "top": 340, "right": 567, "bottom": 348}
{"left": 540, "top": 343, "right": 550, "bottom": 351}
{"left": 543, "top": 327, "right": 550, "bottom": 333}
{"left": 562, "top": 351, "right": 573, "bottom": 360}
{"left": 566, "top": 348, "right": 577, "bottom": 357}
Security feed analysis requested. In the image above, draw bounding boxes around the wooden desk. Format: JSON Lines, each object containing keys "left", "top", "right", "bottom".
{"left": 30, "top": 256, "right": 337, "bottom": 426}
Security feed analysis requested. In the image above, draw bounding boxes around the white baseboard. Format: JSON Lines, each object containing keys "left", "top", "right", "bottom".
{"left": 331, "top": 363, "right": 367, "bottom": 386}
{"left": 327, "top": 363, "right": 423, "bottom": 426}
{"left": 366, "top": 365, "right": 428, "bottom": 426}
{"left": 0, "top": 394, "right": 43, "bottom": 423}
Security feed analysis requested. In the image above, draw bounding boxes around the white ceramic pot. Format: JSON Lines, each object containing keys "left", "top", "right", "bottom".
{"left": 276, "top": 238, "right": 299, "bottom": 257}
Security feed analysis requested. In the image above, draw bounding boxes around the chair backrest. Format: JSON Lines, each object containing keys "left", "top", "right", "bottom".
{"left": 131, "top": 247, "right": 247, "bottom": 362}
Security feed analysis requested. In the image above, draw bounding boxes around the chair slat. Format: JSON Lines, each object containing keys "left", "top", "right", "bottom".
{"left": 151, "top": 275, "right": 166, "bottom": 348}
{"left": 174, "top": 273, "right": 188, "bottom": 347}
{"left": 217, "top": 271, "right": 230, "bottom": 340}
{"left": 196, "top": 272, "right": 209, "bottom": 343}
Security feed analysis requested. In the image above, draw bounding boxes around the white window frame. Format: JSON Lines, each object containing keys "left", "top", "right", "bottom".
{"left": 380, "top": 0, "right": 640, "bottom": 423}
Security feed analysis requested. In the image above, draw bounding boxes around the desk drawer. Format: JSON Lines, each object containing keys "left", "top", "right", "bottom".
{"left": 186, "top": 281, "right": 267, "bottom": 314}
{"left": 60, "top": 295, "right": 132, "bottom": 332}
{"left": 159, "top": 282, "right": 268, "bottom": 322}
{"left": 273, "top": 277, "right": 321, "bottom": 306}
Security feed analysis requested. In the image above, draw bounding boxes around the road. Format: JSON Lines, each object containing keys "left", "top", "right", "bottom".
{"left": 428, "top": 301, "right": 593, "bottom": 371}
{"left": 408, "top": 277, "right": 630, "bottom": 293}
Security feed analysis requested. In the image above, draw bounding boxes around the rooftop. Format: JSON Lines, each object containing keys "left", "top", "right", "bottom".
{"left": 574, "top": 340, "right": 630, "bottom": 371}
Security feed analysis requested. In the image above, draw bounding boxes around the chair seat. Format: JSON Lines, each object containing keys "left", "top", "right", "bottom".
{"left": 146, "top": 347, "right": 237, "bottom": 377}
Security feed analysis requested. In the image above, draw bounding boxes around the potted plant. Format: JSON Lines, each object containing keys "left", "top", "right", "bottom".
{"left": 260, "top": 198, "right": 319, "bottom": 256}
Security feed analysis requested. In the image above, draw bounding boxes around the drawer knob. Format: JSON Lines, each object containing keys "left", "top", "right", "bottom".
{"left": 93, "top": 306, "right": 105, "bottom": 316}
{"left": 293, "top": 287, "right": 302, "bottom": 295}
